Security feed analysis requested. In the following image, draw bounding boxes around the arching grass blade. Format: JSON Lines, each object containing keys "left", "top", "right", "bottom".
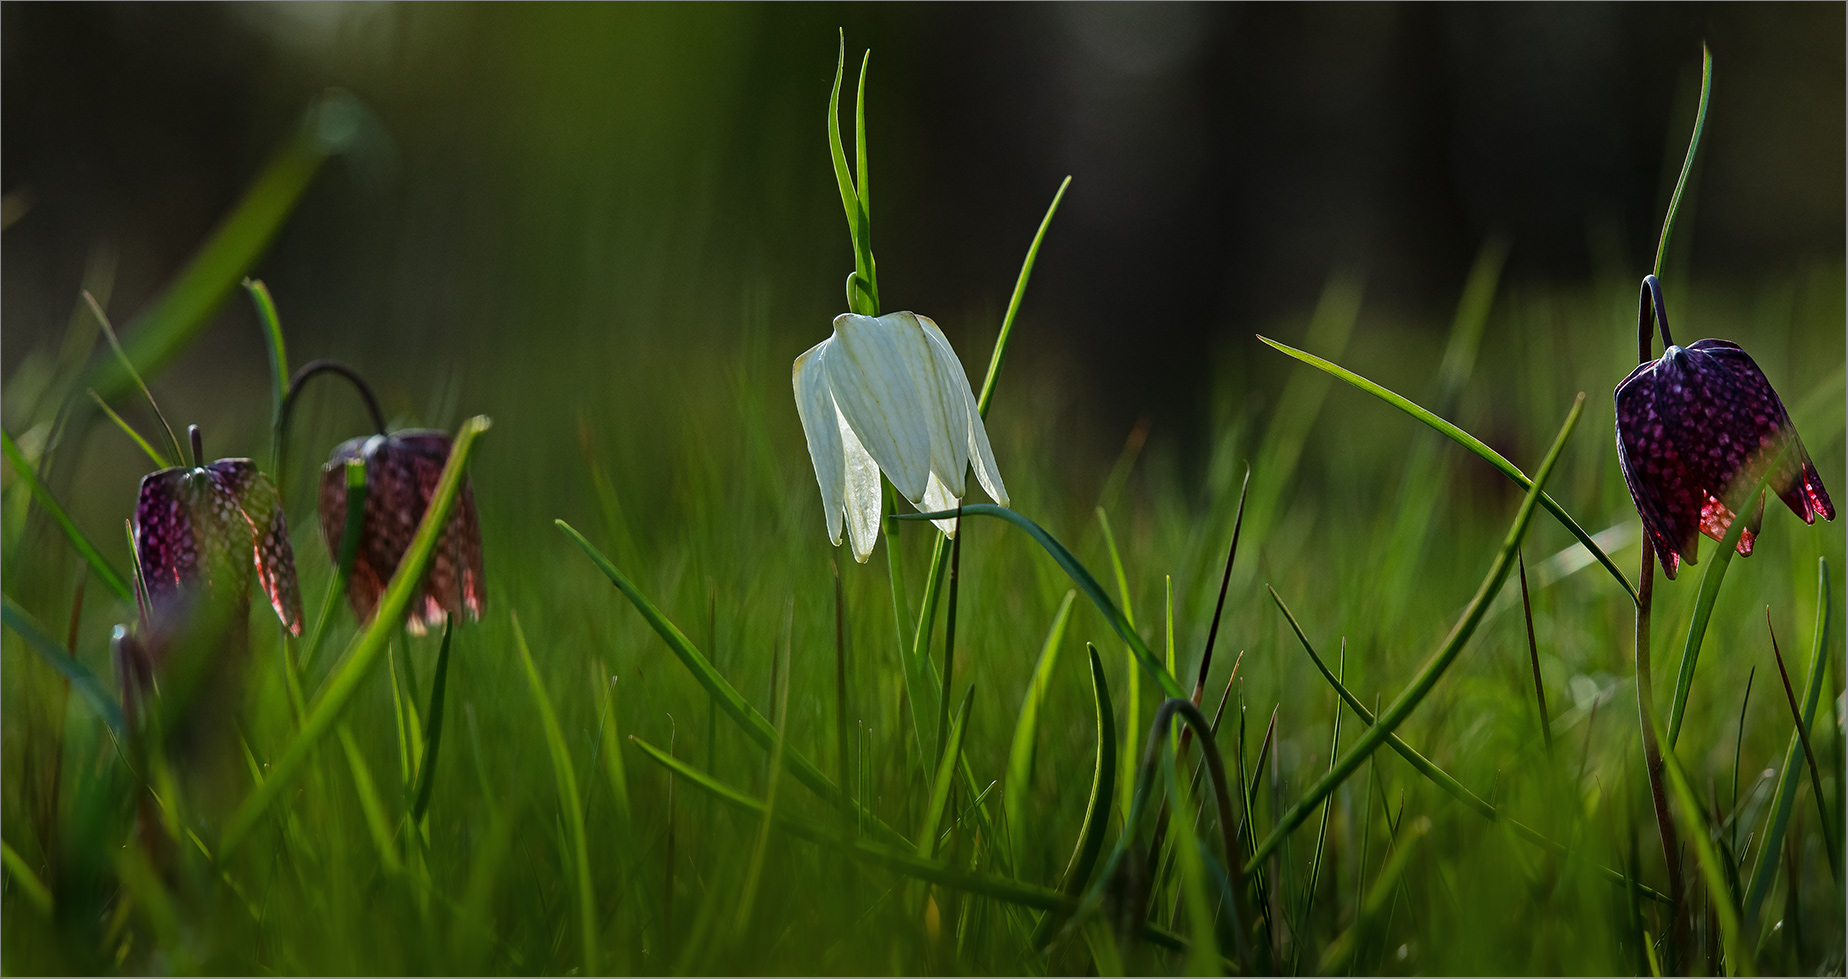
{"left": 2, "top": 595, "right": 124, "bottom": 737}
{"left": 893, "top": 506, "right": 1185, "bottom": 700}
{"left": 219, "top": 415, "right": 490, "bottom": 858}
{"left": 555, "top": 518, "right": 909, "bottom": 848}
{"left": 1243, "top": 393, "right": 1582, "bottom": 873}
{"left": 1005, "top": 590, "right": 1076, "bottom": 868}
{"left": 514, "top": 614, "right": 598, "bottom": 975}
{"left": 1745, "top": 557, "right": 1833, "bottom": 922}
{"left": 2, "top": 429, "right": 132, "bottom": 604}
{"left": 1258, "top": 335, "right": 1635, "bottom": 604}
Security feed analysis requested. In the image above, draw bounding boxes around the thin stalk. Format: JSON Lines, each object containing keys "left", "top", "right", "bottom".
{"left": 934, "top": 508, "right": 963, "bottom": 769}
{"left": 1766, "top": 608, "right": 1837, "bottom": 879}
{"left": 834, "top": 560, "right": 853, "bottom": 838}
{"left": 1518, "top": 552, "right": 1553, "bottom": 750}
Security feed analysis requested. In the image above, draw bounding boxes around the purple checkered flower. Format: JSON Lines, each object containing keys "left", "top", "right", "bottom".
{"left": 133, "top": 435, "right": 303, "bottom": 637}
{"left": 1616, "top": 276, "right": 1834, "bottom": 580}
{"left": 317, "top": 429, "right": 485, "bottom": 634}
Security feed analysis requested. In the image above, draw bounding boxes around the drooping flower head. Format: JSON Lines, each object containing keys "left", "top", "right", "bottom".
{"left": 133, "top": 426, "right": 303, "bottom": 638}
{"left": 1615, "top": 275, "right": 1834, "bottom": 579}
{"left": 794, "top": 311, "right": 1008, "bottom": 562}
{"left": 318, "top": 429, "right": 485, "bottom": 633}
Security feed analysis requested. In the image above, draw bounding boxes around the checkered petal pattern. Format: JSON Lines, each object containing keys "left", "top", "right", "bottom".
{"left": 318, "top": 430, "right": 486, "bottom": 633}
{"left": 134, "top": 459, "right": 303, "bottom": 634}
{"left": 1615, "top": 338, "right": 1834, "bottom": 580}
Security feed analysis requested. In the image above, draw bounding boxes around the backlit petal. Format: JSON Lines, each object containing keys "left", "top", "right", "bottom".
{"left": 916, "top": 315, "right": 1007, "bottom": 506}
{"left": 841, "top": 406, "right": 882, "bottom": 562}
{"left": 794, "top": 340, "right": 847, "bottom": 546}
{"left": 922, "top": 471, "right": 959, "bottom": 537}
{"left": 825, "top": 312, "right": 943, "bottom": 504}
{"left": 911, "top": 314, "right": 972, "bottom": 498}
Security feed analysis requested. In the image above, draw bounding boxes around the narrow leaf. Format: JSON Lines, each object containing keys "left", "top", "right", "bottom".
{"left": 1245, "top": 393, "right": 1583, "bottom": 873}
{"left": 1, "top": 429, "right": 132, "bottom": 603}
{"left": 219, "top": 415, "right": 490, "bottom": 857}
{"left": 1258, "top": 335, "right": 1636, "bottom": 603}
{"left": 2, "top": 596, "right": 124, "bottom": 737}
{"left": 514, "top": 614, "right": 598, "bottom": 975}
{"left": 556, "top": 518, "right": 909, "bottom": 848}
{"left": 1005, "top": 590, "right": 1076, "bottom": 867}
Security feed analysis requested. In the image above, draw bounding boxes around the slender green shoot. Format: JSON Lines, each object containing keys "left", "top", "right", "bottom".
{"left": 1004, "top": 589, "right": 1076, "bottom": 867}
{"left": 1765, "top": 607, "right": 1837, "bottom": 879}
{"left": 1258, "top": 336, "right": 1635, "bottom": 604}
{"left": 1655, "top": 717, "right": 1753, "bottom": 976}
{"left": 1, "top": 429, "right": 132, "bottom": 603}
{"left": 0, "top": 840, "right": 52, "bottom": 916}
{"left": 1654, "top": 46, "right": 1713, "bottom": 278}
{"left": 514, "top": 613, "right": 598, "bottom": 974}
{"left": 219, "top": 415, "right": 490, "bottom": 857}
{"left": 1664, "top": 447, "right": 1784, "bottom": 748}
{"left": 82, "top": 291, "right": 185, "bottom": 465}
{"left": 302, "top": 459, "right": 368, "bottom": 675}
{"left": 87, "top": 390, "right": 172, "bottom": 469}
{"left": 1244, "top": 393, "right": 1582, "bottom": 872}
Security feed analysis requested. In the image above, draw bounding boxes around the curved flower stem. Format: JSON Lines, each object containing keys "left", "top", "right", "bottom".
{"left": 1634, "top": 541, "right": 1685, "bottom": 969}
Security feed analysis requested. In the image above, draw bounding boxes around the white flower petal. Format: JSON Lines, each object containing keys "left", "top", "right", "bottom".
{"left": 961, "top": 383, "right": 1008, "bottom": 507}
{"left": 824, "top": 313, "right": 937, "bottom": 502}
{"left": 922, "top": 471, "right": 960, "bottom": 537}
{"left": 917, "top": 315, "right": 1006, "bottom": 506}
{"left": 840, "top": 404, "right": 882, "bottom": 562}
{"left": 793, "top": 340, "right": 845, "bottom": 545}
{"left": 914, "top": 314, "right": 973, "bottom": 498}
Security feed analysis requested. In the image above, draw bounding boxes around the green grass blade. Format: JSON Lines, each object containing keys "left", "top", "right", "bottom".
{"left": 919, "top": 686, "right": 974, "bottom": 859}
{"left": 1656, "top": 720, "right": 1753, "bottom": 975}
{"left": 1031, "top": 644, "right": 1117, "bottom": 947}
{"left": 302, "top": 459, "right": 367, "bottom": 675}
{"left": 1268, "top": 584, "right": 1670, "bottom": 903}
{"left": 1163, "top": 741, "right": 1221, "bottom": 975}
{"left": 1062, "top": 644, "right": 1118, "bottom": 893}
{"left": 1766, "top": 608, "right": 1839, "bottom": 880}
{"left": 0, "top": 839, "right": 52, "bottom": 916}
{"left": 555, "top": 518, "right": 910, "bottom": 848}
{"left": 1664, "top": 454, "right": 1782, "bottom": 748}
{"left": 2, "top": 596, "right": 124, "bottom": 737}
{"left": 244, "top": 278, "right": 291, "bottom": 469}
{"left": 1004, "top": 589, "right": 1075, "bottom": 867}
{"left": 735, "top": 621, "right": 791, "bottom": 936}
{"left": 88, "top": 93, "right": 366, "bottom": 399}
{"left": 87, "top": 390, "right": 171, "bottom": 469}
{"left": 2, "top": 428, "right": 132, "bottom": 603}
{"left": 1300, "top": 646, "right": 1344, "bottom": 934}
{"left": 1258, "top": 334, "right": 1637, "bottom": 604}
{"left": 513, "top": 614, "right": 598, "bottom": 975}
{"left": 1317, "top": 815, "right": 1431, "bottom": 974}
{"left": 83, "top": 292, "right": 185, "bottom": 464}
{"left": 336, "top": 725, "right": 403, "bottom": 875}
{"left": 219, "top": 415, "right": 490, "bottom": 858}
{"left": 596, "top": 670, "right": 635, "bottom": 839}
{"left": 1744, "top": 557, "right": 1832, "bottom": 922}
{"left": 411, "top": 618, "right": 454, "bottom": 823}
{"left": 1096, "top": 507, "right": 1141, "bottom": 817}
{"left": 976, "top": 175, "right": 1070, "bottom": 415}
{"left": 1654, "top": 46, "right": 1713, "bottom": 278}
{"left": 1244, "top": 393, "right": 1583, "bottom": 873}
{"left": 894, "top": 506, "right": 1186, "bottom": 700}
{"left": 631, "top": 733, "right": 1065, "bottom": 912}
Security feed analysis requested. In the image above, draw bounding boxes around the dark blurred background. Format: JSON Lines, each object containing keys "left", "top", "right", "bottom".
{"left": 4, "top": 2, "right": 1842, "bottom": 453}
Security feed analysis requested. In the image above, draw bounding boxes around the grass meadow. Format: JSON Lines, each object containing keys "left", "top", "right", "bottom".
{"left": 3, "top": 25, "right": 1845, "bottom": 977}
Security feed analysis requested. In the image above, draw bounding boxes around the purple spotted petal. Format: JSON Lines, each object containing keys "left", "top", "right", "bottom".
{"left": 1616, "top": 338, "right": 1834, "bottom": 580}
{"left": 210, "top": 460, "right": 303, "bottom": 636}
{"left": 319, "top": 430, "right": 486, "bottom": 632}
{"left": 135, "top": 459, "right": 303, "bottom": 636}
